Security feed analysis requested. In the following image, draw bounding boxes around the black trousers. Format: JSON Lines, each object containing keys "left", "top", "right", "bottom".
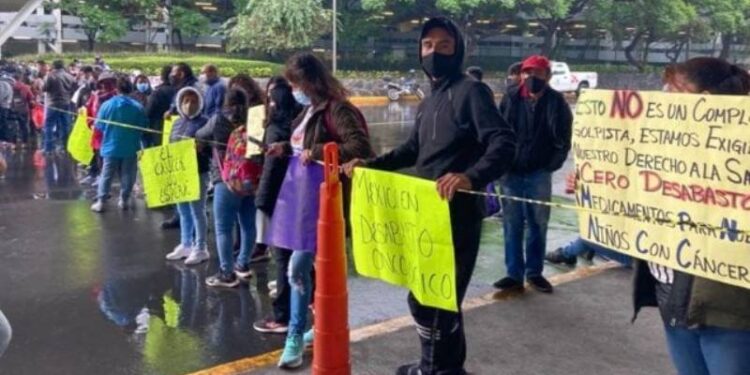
{"left": 272, "top": 247, "right": 293, "bottom": 323}
{"left": 409, "top": 200, "right": 483, "bottom": 375}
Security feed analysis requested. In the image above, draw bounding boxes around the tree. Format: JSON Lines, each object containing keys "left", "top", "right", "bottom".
{"left": 54, "top": 1, "right": 128, "bottom": 51}
{"left": 589, "top": 0, "right": 695, "bottom": 71}
{"left": 225, "top": 0, "right": 332, "bottom": 54}
{"left": 171, "top": 5, "right": 210, "bottom": 51}
{"left": 361, "top": 0, "right": 517, "bottom": 55}
{"left": 517, "top": 0, "right": 589, "bottom": 57}
{"left": 689, "top": 0, "right": 750, "bottom": 60}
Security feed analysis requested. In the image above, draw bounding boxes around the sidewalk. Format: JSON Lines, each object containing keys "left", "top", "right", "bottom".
{"left": 248, "top": 267, "right": 672, "bottom": 375}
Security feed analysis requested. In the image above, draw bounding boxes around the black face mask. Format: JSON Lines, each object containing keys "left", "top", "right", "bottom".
{"left": 525, "top": 76, "right": 547, "bottom": 94}
{"left": 422, "top": 53, "right": 454, "bottom": 79}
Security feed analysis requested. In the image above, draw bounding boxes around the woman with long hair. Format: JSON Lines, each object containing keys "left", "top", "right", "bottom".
{"left": 266, "top": 53, "right": 373, "bottom": 369}
{"left": 196, "top": 87, "right": 258, "bottom": 288}
{"left": 634, "top": 57, "right": 750, "bottom": 375}
{"left": 252, "top": 76, "right": 303, "bottom": 334}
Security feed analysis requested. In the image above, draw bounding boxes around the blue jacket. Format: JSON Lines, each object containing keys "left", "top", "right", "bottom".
{"left": 202, "top": 78, "right": 226, "bottom": 118}
{"left": 96, "top": 95, "right": 148, "bottom": 158}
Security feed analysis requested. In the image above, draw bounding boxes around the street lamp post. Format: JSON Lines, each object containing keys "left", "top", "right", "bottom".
{"left": 332, "top": 0, "right": 337, "bottom": 74}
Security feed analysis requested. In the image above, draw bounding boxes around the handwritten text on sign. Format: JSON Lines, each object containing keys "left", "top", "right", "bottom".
{"left": 139, "top": 139, "right": 200, "bottom": 208}
{"left": 66, "top": 109, "right": 94, "bottom": 165}
{"left": 351, "top": 168, "right": 457, "bottom": 312}
{"left": 574, "top": 90, "right": 750, "bottom": 289}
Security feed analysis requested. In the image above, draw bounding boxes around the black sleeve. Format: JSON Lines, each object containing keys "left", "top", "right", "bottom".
{"left": 255, "top": 125, "right": 291, "bottom": 214}
{"left": 195, "top": 114, "right": 217, "bottom": 141}
{"left": 365, "top": 104, "right": 423, "bottom": 171}
{"left": 462, "top": 82, "right": 517, "bottom": 188}
{"left": 547, "top": 94, "right": 573, "bottom": 171}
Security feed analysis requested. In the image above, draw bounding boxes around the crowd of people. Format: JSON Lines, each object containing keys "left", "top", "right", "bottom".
{"left": 1, "top": 14, "right": 750, "bottom": 375}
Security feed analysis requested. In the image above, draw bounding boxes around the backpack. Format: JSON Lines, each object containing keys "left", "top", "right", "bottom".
{"left": 218, "top": 126, "right": 263, "bottom": 196}
{"left": 11, "top": 85, "right": 29, "bottom": 115}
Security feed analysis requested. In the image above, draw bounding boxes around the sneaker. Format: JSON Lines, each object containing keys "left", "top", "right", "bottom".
{"left": 166, "top": 244, "right": 192, "bottom": 261}
{"left": 545, "top": 248, "right": 577, "bottom": 266}
{"left": 267, "top": 280, "right": 277, "bottom": 290}
{"left": 234, "top": 263, "right": 253, "bottom": 279}
{"left": 253, "top": 318, "right": 289, "bottom": 334}
{"left": 117, "top": 197, "right": 130, "bottom": 211}
{"left": 185, "top": 249, "right": 210, "bottom": 265}
{"left": 90, "top": 200, "right": 104, "bottom": 213}
{"left": 205, "top": 271, "right": 240, "bottom": 288}
{"left": 528, "top": 276, "right": 554, "bottom": 294}
{"left": 303, "top": 329, "right": 314, "bottom": 348}
{"left": 277, "top": 334, "right": 304, "bottom": 369}
{"left": 269, "top": 288, "right": 279, "bottom": 299}
{"left": 396, "top": 364, "right": 423, "bottom": 375}
{"left": 249, "top": 245, "right": 271, "bottom": 264}
{"left": 493, "top": 276, "right": 524, "bottom": 292}
{"left": 79, "top": 175, "right": 95, "bottom": 185}
{"left": 582, "top": 250, "right": 596, "bottom": 261}
{"left": 161, "top": 215, "right": 180, "bottom": 230}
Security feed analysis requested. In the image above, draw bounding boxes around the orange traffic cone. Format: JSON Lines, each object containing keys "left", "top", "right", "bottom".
{"left": 313, "top": 142, "right": 350, "bottom": 375}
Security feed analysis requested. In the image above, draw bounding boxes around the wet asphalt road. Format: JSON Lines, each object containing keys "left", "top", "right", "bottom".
{"left": 0, "top": 102, "right": 580, "bottom": 375}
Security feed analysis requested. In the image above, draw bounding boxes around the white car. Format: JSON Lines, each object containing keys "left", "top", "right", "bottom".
{"left": 549, "top": 61, "right": 598, "bottom": 96}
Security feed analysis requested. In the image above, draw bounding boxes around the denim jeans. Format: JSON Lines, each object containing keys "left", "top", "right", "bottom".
{"left": 43, "top": 107, "right": 71, "bottom": 152}
{"left": 562, "top": 238, "right": 632, "bottom": 266}
{"left": 213, "top": 182, "right": 256, "bottom": 274}
{"left": 176, "top": 173, "right": 208, "bottom": 250}
{"left": 501, "top": 170, "right": 552, "bottom": 281}
{"left": 287, "top": 250, "right": 314, "bottom": 336}
{"left": 97, "top": 156, "right": 138, "bottom": 201}
{"left": 664, "top": 324, "right": 750, "bottom": 375}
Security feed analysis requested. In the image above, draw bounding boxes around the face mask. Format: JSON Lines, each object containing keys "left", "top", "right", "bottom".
{"left": 421, "top": 52, "right": 454, "bottom": 79}
{"left": 293, "top": 90, "right": 311, "bottom": 106}
{"left": 199, "top": 74, "right": 207, "bottom": 83}
{"left": 136, "top": 83, "right": 149, "bottom": 93}
{"left": 506, "top": 78, "right": 517, "bottom": 87}
{"left": 181, "top": 101, "right": 199, "bottom": 118}
{"left": 525, "top": 76, "right": 547, "bottom": 94}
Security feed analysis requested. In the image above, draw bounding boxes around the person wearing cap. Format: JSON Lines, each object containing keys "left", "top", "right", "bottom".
{"left": 494, "top": 55, "right": 573, "bottom": 294}
{"left": 343, "top": 16, "right": 516, "bottom": 375}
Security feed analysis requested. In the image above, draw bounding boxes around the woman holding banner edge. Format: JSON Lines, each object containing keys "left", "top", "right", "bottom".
{"left": 265, "top": 52, "right": 373, "bottom": 369}
{"left": 632, "top": 57, "right": 750, "bottom": 375}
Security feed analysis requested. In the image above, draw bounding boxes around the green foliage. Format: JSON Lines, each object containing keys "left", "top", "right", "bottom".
{"left": 55, "top": 0, "right": 128, "bottom": 49}
{"left": 226, "top": 0, "right": 332, "bottom": 53}
{"left": 171, "top": 5, "right": 210, "bottom": 37}
{"left": 17, "top": 53, "right": 282, "bottom": 77}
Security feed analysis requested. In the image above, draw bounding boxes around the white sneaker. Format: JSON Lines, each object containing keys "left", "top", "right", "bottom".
{"left": 267, "top": 280, "right": 277, "bottom": 290}
{"left": 185, "top": 248, "right": 210, "bottom": 265}
{"left": 91, "top": 200, "right": 104, "bottom": 213}
{"left": 166, "top": 244, "right": 192, "bottom": 260}
{"left": 117, "top": 198, "right": 130, "bottom": 210}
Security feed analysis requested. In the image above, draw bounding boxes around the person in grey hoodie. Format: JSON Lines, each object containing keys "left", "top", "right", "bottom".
{"left": 42, "top": 60, "right": 76, "bottom": 153}
{"left": 0, "top": 71, "right": 16, "bottom": 145}
{"left": 164, "top": 86, "right": 212, "bottom": 267}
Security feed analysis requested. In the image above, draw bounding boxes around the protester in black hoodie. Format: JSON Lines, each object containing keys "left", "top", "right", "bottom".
{"left": 493, "top": 55, "right": 572, "bottom": 295}
{"left": 344, "top": 16, "right": 516, "bottom": 375}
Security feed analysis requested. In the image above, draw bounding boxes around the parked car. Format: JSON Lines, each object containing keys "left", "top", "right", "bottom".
{"left": 549, "top": 61, "right": 598, "bottom": 96}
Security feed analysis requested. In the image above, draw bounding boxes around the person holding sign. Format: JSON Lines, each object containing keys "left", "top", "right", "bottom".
{"left": 632, "top": 58, "right": 750, "bottom": 375}
{"left": 494, "top": 55, "right": 573, "bottom": 294}
{"left": 344, "top": 17, "right": 516, "bottom": 375}
{"left": 163, "top": 87, "right": 212, "bottom": 266}
{"left": 266, "top": 53, "right": 373, "bottom": 369}
{"left": 90, "top": 76, "right": 148, "bottom": 213}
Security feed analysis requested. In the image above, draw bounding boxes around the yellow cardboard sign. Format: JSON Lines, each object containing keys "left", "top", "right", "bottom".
{"left": 139, "top": 139, "right": 200, "bottom": 208}
{"left": 162, "top": 116, "right": 175, "bottom": 146}
{"left": 66, "top": 108, "right": 94, "bottom": 165}
{"left": 245, "top": 105, "right": 266, "bottom": 157}
{"left": 351, "top": 168, "right": 457, "bottom": 311}
{"left": 574, "top": 89, "right": 750, "bottom": 289}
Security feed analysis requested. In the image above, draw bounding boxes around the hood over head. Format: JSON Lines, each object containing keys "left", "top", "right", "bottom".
{"left": 175, "top": 86, "right": 204, "bottom": 119}
{"left": 419, "top": 16, "right": 465, "bottom": 81}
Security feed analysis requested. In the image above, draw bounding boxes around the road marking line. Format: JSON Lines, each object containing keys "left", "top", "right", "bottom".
{"left": 187, "top": 262, "right": 620, "bottom": 375}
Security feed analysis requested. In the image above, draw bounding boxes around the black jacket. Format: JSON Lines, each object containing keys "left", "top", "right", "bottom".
{"left": 367, "top": 17, "right": 516, "bottom": 219}
{"left": 195, "top": 111, "right": 236, "bottom": 184}
{"left": 499, "top": 85, "right": 572, "bottom": 173}
{"left": 145, "top": 83, "right": 176, "bottom": 145}
{"left": 255, "top": 116, "right": 293, "bottom": 215}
